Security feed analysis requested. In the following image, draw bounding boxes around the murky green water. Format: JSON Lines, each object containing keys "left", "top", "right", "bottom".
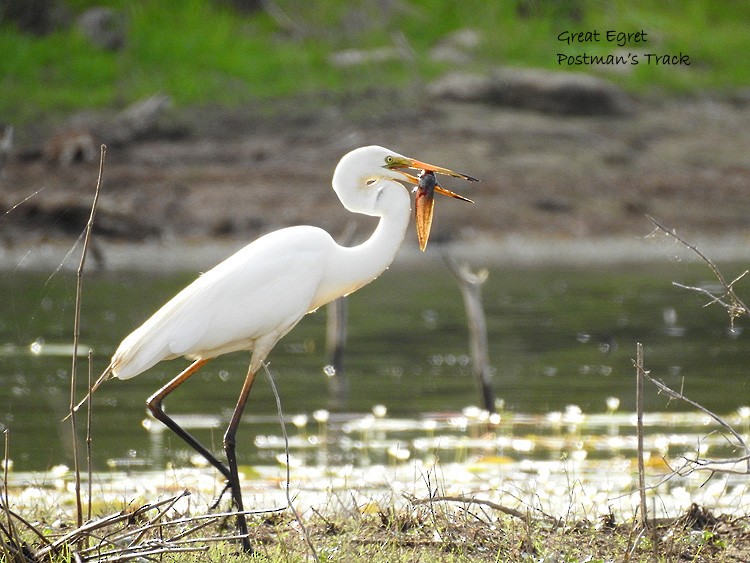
{"left": 0, "top": 259, "right": 747, "bottom": 472}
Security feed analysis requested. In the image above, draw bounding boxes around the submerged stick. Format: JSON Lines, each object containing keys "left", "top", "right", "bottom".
{"left": 325, "top": 223, "right": 356, "bottom": 408}
{"left": 443, "top": 254, "right": 495, "bottom": 413}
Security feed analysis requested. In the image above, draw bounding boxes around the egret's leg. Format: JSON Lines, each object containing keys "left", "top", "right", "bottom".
{"left": 146, "top": 358, "right": 231, "bottom": 480}
{"left": 222, "top": 365, "right": 258, "bottom": 553}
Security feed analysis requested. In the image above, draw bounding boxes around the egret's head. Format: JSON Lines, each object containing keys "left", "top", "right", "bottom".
{"left": 381, "top": 147, "right": 477, "bottom": 251}
{"left": 334, "top": 145, "right": 477, "bottom": 250}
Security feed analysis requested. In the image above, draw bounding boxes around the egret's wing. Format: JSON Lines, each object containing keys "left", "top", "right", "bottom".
{"left": 183, "top": 228, "right": 330, "bottom": 355}
{"left": 112, "top": 226, "right": 332, "bottom": 379}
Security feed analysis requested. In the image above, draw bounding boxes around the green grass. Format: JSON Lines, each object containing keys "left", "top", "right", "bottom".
{"left": 1, "top": 0, "right": 748, "bottom": 123}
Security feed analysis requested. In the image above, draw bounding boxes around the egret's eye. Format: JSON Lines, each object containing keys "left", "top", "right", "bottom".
{"left": 385, "top": 156, "right": 394, "bottom": 164}
{"left": 366, "top": 178, "right": 377, "bottom": 186}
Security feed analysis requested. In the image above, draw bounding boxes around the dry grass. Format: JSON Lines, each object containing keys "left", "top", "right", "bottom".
{"left": 2, "top": 489, "right": 749, "bottom": 562}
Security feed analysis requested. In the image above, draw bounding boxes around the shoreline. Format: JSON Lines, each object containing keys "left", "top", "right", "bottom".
{"left": 3, "top": 232, "right": 749, "bottom": 273}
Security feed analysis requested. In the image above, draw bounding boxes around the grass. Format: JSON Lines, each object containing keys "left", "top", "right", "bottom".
{"left": 1, "top": 0, "right": 749, "bottom": 124}
{"left": 3, "top": 486, "right": 749, "bottom": 562}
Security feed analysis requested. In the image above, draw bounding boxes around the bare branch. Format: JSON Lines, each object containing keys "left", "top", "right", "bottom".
{"left": 645, "top": 375, "right": 748, "bottom": 458}
{"left": 635, "top": 367, "right": 750, "bottom": 476}
{"left": 648, "top": 216, "right": 749, "bottom": 324}
{"left": 405, "top": 493, "right": 561, "bottom": 525}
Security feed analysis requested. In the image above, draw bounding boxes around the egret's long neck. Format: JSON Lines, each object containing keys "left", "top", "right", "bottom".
{"left": 316, "top": 184, "right": 411, "bottom": 307}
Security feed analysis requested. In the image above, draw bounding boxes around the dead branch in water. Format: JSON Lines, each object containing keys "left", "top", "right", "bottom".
{"left": 443, "top": 254, "right": 496, "bottom": 413}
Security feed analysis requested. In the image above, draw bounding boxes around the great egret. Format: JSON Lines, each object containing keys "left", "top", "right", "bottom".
{"left": 73, "top": 145, "right": 476, "bottom": 551}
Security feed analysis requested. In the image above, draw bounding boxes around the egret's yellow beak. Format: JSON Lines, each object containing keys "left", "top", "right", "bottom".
{"left": 384, "top": 155, "right": 478, "bottom": 251}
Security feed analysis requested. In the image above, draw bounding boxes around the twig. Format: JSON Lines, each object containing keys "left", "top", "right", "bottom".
{"left": 33, "top": 487, "right": 286, "bottom": 561}
{"left": 86, "top": 350, "right": 93, "bottom": 523}
{"left": 646, "top": 378, "right": 747, "bottom": 455}
{"left": 634, "top": 343, "right": 649, "bottom": 531}
{"left": 406, "top": 493, "right": 561, "bottom": 525}
{"left": 125, "top": 487, "right": 188, "bottom": 548}
{"left": 645, "top": 216, "right": 750, "bottom": 477}
{"left": 641, "top": 373, "right": 750, "bottom": 475}
{"left": 167, "top": 518, "right": 218, "bottom": 543}
{"left": 1, "top": 430, "right": 18, "bottom": 551}
{"left": 0, "top": 449, "right": 49, "bottom": 548}
{"left": 38, "top": 492, "right": 185, "bottom": 557}
{"left": 84, "top": 544, "right": 208, "bottom": 562}
{"left": 70, "top": 144, "right": 107, "bottom": 530}
{"left": 648, "top": 216, "right": 749, "bottom": 325}
{"left": 263, "top": 362, "right": 320, "bottom": 563}
{"left": 671, "top": 282, "right": 733, "bottom": 309}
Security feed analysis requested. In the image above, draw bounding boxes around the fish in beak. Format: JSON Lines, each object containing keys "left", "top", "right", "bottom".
{"left": 384, "top": 155, "right": 478, "bottom": 251}
{"left": 415, "top": 171, "right": 437, "bottom": 252}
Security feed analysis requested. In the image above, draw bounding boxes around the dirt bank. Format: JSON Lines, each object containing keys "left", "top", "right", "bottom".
{"left": 2, "top": 94, "right": 749, "bottom": 267}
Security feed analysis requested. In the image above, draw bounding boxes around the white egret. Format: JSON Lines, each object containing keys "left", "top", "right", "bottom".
{"left": 73, "top": 145, "right": 476, "bottom": 551}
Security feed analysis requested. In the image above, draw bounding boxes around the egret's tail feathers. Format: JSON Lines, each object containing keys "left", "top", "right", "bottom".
{"left": 64, "top": 364, "right": 114, "bottom": 420}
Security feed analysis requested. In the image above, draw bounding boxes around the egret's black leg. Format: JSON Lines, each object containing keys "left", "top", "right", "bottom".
{"left": 147, "top": 358, "right": 254, "bottom": 552}
{"left": 146, "top": 358, "right": 231, "bottom": 480}
{"left": 223, "top": 366, "right": 258, "bottom": 553}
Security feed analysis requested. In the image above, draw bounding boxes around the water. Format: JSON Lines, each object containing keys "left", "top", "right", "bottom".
{"left": 0, "top": 260, "right": 748, "bottom": 474}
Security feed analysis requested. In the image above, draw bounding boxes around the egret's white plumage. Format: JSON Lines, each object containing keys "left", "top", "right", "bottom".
{"left": 76, "top": 145, "right": 475, "bottom": 553}
{"left": 110, "top": 146, "right": 415, "bottom": 380}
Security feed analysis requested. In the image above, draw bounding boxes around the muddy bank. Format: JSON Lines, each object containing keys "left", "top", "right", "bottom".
{"left": 2, "top": 94, "right": 749, "bottom": 269}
